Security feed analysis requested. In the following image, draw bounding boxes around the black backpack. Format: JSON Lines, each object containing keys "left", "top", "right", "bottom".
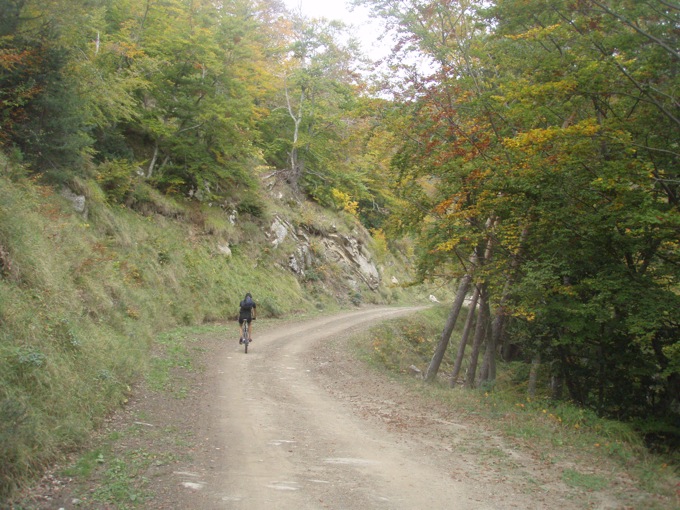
{"left": 240, "top": 296, "right": 254, "bottom": 312}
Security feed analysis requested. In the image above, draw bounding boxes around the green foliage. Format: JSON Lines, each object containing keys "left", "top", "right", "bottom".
{"left": 0, "top": 398, "right": 33, "bottom": 497}
{"left": 236, "top": 191, "right": 266, "bottom": 218}
{"left": 1, "top": 0, "right": 396, "bottom": 237}
{"left": 360, "top": 0, "right": 680, "bottom": 423}
{"left": 0, "top": 1, "right": 417, "bottom": 499}
{"left": 96, "top": 159, "right": 140, "bottom": 203}
{"left": 0, "top": 0, "right": 287, "bottom": 198}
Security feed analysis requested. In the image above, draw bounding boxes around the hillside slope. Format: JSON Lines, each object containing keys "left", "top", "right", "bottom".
{"left": 0, "top": 157, "right": 423, "bottom": 499}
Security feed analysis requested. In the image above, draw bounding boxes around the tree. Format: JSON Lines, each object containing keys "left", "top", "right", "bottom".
{"left": 262, "top": 13, "right": 363, "bottom": 198}
{"left": 359, "top": 0, "right": 680, "bottom": 421}
{"left": 0, "top": 0, "right": 104, "bottom": 172}
{"left": 484, "top": 0, "right": 680, "bottom": 417}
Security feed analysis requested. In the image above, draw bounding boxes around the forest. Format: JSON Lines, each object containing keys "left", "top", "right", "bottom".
{"left": 0, "top": 0, "right": 678, "bottom": 497}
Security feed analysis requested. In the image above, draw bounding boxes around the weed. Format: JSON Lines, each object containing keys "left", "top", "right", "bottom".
{"left": 90, "top": 456, "right": 149, "bottom": 507}
{"left": 505, "top": 423, "right": 540, "bottom": 440}
{"left": 15, "top": 348, "right": 46, "bottom": 370}
{"left": 62, "top": 449, "right": 107, "bottom": 479}
{"left": 561, "top": 468, "right": 609, "bottom": 491}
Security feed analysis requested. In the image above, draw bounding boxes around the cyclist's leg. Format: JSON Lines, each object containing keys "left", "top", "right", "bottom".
{"left": 238, "top": 318, "right": 245, "bottom": 341}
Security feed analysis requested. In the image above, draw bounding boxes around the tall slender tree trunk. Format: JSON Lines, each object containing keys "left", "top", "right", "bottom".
{"left": 479, "top": 313, "right": 496, "bottom": 384}
{"left": 528, "top": 353, "right": 541, "bottom": 398}
{"left": 450, "top": 286, "right": 480, "bottom": 387}
{"left": 551, "top": 374, "right": 564, "bottom": 400}
{"left": 559, "top": 345, "right": 585, "bottom": 405}
{"left": 496, "top": 225, "right": 530, "bottom": 361}
{"left": 598, "top": 340, "right": 606, "bottom": 414}
{"left": 464, "top": 286, "right": 489, "bottom": 388}
{"left": 425, "top": 218, "right": 496, "bottom": 383}
{"left": 284, "top": 77, "right": 304, "bottom": 189}
{"left": 147, "top": 141, "right": 159, "bottom": 178}
{"left": 424, "top": 273, "right": 472, "bottom": 382}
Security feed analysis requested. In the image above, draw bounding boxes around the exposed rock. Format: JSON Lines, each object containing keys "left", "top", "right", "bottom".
{"left": 297, "top": 244, "right": 312, "bottom": 268}
{"left": 321, "top": 234, "right": 380, "bottom": 291}
{"left": 61, "top": 188, "right": 87, "bottom": 217}
{"left": 269, "top": 215, "right": 380, "bottom": 291}
{"left": 228, "top": 210, "right": 237, "bottom": 225}
{"left": 391, "top": 276, "right": 399, "bottom": 285}
{"left": 289, "top": 254, "right": 303, "bottom": 275}
{"left": 271, "top": 216, "right": 297, "bottom": 247}
{"left": 217, "top": 243, "right": 232, "bottom": 257}
{"left": 429, "top": 295, "right": 440, "bottom": 303}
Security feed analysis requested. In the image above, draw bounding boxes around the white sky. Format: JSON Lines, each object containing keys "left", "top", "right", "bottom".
{"left": 283, "top": 0, "right": 358, "bottom": 22}
{"left": 282, "top": 0, "right": 391, "bottom": 61}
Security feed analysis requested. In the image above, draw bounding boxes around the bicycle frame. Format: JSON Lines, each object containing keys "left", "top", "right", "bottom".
{"left": 242, "top": 320, "right": 250, "bottom": 353}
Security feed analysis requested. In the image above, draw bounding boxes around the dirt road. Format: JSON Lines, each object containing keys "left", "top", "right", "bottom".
{"left": 163, "top": 306, "right": 587, "bottom": 510}
{"left": 14, "top": 302, "right": 672, "bottom": 510}
{"left": 20, "top": 306, "right": 646, "bottom": 509}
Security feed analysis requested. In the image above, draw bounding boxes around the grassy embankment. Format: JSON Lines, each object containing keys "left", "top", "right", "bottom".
{"left": 0, "top": 156, "right": 414, "bottom": 499}
{"left": 353, "top": 306, "right": 680, "bottom": 509}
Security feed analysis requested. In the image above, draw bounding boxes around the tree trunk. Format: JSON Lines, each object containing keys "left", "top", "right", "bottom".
{"left": 284, "top": 77, "right": 304, "bottom": 188}
{"left": 496, "top": 225, "right": 530, "bottom": 361}
{"left": 479, "top": 309, "right": 496, "bottom": 384}
{"left": 559, "top": 346, "right": 585, "bottom": 405}
{"left": 598, "top": 341, "right": 605, "bottom": 414}
{"left": 449, "top": 286, "right": 480, "bottom": 387}
{"left": 490, "top": 308, "right": 507, "bottom": 362}
{"left": 551, "top": 374, "right": 564, "bottom": 400}
{"left": 528, "top": 353, "right": 541, "bottom": 398}
{"left": 147, "top": 141, "right": 159, "bottom": 178}
{"left": 424, "top": 273, "right": 472, "bottom": 382}
{"left": 426, "top": 218, "right": 496, "bottom": 383}
{"left": 464, "top": 286, "right": 489, "bottom": 388}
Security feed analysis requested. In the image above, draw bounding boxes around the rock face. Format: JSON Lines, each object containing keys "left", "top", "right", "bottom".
{"left": 268, "top": 215, "right": 380, "bottom": 291}
{"left": 320, "top": 233, "right": 380, "bottom": 290}
{"left": 270, "top": 216, "right": 290, "bottom": 248}
{"left": 61, "top": 188, "right": 87, "bottom": 217}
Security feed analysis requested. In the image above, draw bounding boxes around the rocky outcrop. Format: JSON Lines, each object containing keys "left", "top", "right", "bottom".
{"left": 61, "top": 187, "right": 87, "bottom": 217}
{"left": 319, "top": 233, "right": 380, "bottom": 290}
{"left": 268, "top": 215, "right": 380, "bottom": 291}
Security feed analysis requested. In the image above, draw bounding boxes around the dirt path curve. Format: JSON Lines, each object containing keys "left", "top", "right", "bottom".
{"left": 168, "top": 307, "right": 575, "bottom": 510}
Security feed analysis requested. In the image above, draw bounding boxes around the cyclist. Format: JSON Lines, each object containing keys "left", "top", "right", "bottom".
{"left": 238, "top": 292, "right": 256, "bottom": 344}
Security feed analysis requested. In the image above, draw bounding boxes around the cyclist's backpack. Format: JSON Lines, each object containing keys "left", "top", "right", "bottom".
{"left": 240, "top": 296, "right": 254, "bottom": 311}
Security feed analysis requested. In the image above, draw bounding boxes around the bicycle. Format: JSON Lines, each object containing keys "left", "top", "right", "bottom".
{"left": 241, "top": 320, "right": 251, "bottom": 354}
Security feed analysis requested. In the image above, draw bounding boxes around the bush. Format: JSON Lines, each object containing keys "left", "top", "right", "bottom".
{"left": 95, "top": 160, "right": 138, "bottom": 203}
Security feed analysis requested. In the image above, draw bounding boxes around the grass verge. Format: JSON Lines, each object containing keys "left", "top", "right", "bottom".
{"left": 349, "top": 307, "right": 680, "bottom": 509}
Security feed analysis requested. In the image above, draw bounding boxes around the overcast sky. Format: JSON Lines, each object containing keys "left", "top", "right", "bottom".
{"left": 283, "top": 0, "right": 361, "bottom": 24}
{"left": 282, "top": 0, "right": 391, "bottom": 61}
